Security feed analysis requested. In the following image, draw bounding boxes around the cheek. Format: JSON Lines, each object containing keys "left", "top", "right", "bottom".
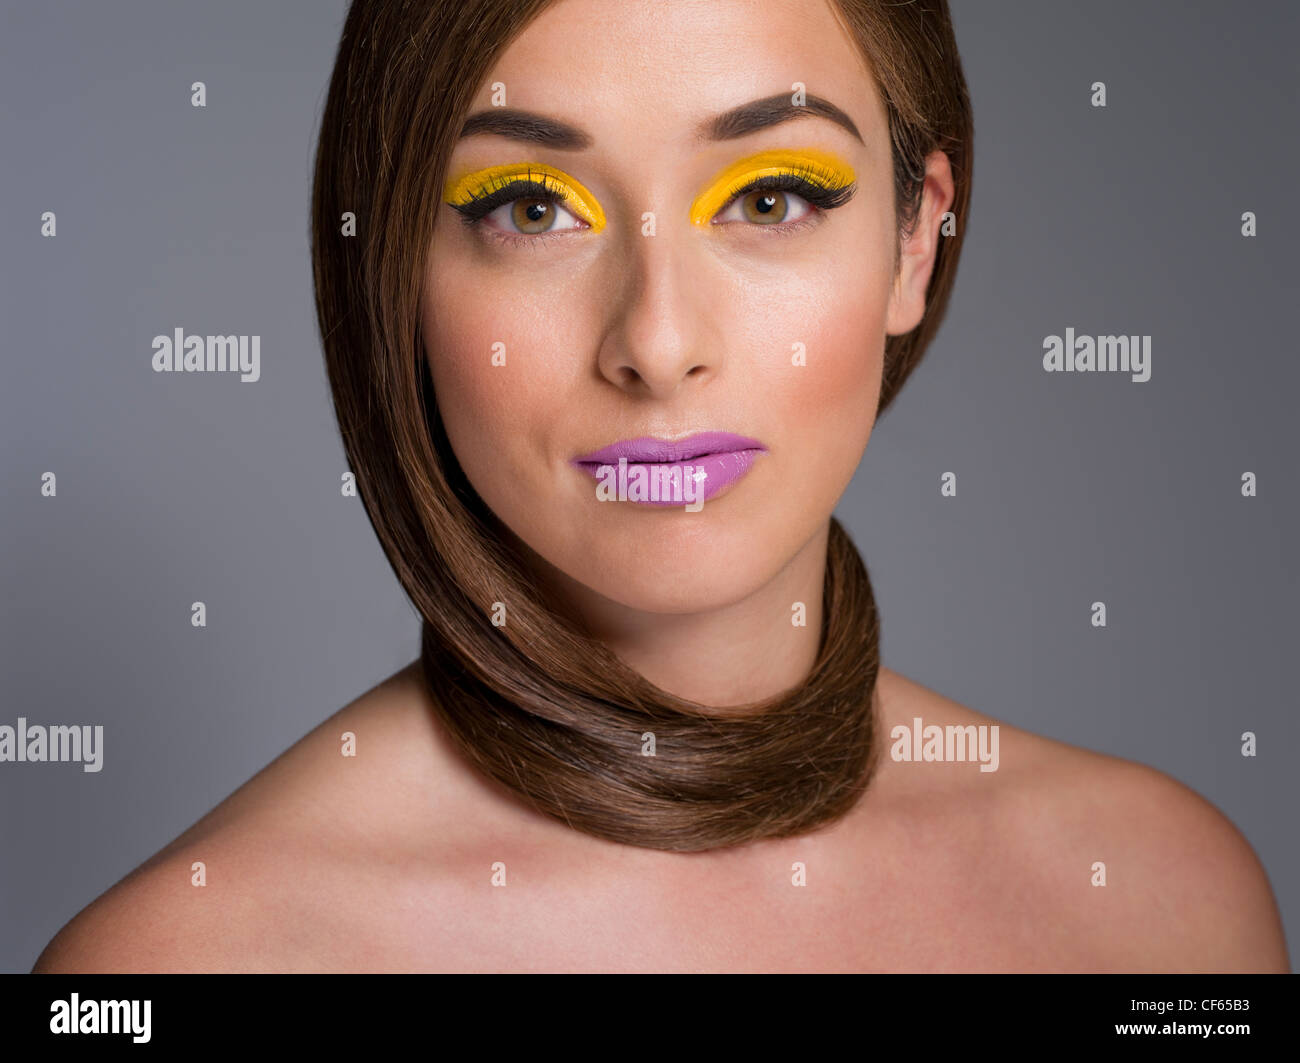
{"left": 420, "top": 283, "right": 510, "bottom": 502}
{"left": 711, "top": 237, "right": 888, "bottom": 504}
{"left": 424, "top": 254, "right": 558, "bottom": 428}
{"left": 420, "top": 244, "right": 599, "bottom": 506}
{"left": 772, "top": 282, "right": 884, "bottom": 437}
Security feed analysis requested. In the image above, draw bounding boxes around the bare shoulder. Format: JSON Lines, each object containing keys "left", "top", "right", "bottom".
{"left": 874, "top": 668, "right": 1290, "bottom": 973}
{"left": 32, "top": 661, "right": 462, "bottom": 973}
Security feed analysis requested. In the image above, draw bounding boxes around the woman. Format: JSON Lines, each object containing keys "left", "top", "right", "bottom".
{"left": 35, "top": 0, "right": 1289, "bottom": 972}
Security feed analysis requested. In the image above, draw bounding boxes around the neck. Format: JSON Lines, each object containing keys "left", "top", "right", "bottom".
{"left": 518, "top": 521, "right": 829, "bottom": 710}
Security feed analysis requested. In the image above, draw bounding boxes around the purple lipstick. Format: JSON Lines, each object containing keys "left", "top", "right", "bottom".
{"left": 571, "top": 432, "right": 767, "bottom": 506}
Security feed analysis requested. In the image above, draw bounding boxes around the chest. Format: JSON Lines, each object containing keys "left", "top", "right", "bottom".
{"left": 343, "top": 852, "right": 1088, "bottom": 973}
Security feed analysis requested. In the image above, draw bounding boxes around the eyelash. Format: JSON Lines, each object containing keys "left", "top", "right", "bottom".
{"left": 713, "top": 173, "right": 855, "bottom": 238}
{"left": 448, "top": 168, "right": 856, "bottom": 245}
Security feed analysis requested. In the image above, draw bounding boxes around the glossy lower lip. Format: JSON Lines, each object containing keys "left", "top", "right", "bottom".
{"left": 571, "top": 433, "right": 767, "bottom": 505}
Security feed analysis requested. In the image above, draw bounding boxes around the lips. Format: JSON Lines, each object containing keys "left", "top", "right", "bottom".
{"left": 573, "top": 432, "right": 764, "bottom": 465}
{"left": 571, "top": 432, "right": 767, "bottom": 505}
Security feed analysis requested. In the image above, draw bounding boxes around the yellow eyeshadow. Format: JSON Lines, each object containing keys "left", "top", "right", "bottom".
{"left": 689, "top": 149, "right": 856, "bottom": 226}
{"left": 442, "top": 163, "right": 606, "bottom": 231}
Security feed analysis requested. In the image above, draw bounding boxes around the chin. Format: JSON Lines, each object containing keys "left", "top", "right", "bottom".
{"left": 558, "top": 528, "right": 793, "bottom": 615}
{"left": 583, "top": 566, "right": 774, "bottom": 616}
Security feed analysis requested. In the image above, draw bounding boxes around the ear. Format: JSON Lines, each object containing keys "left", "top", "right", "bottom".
{"left": 885, "top": 149, "right": 957, "bottom": 337}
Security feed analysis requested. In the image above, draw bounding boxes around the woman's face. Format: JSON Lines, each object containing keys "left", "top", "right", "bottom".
{"left": 422, "top": 0, "right": 931, "bottom": 615}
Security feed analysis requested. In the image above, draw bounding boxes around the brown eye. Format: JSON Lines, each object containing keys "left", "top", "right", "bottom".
{"left": 713, "top": 184, "right": 818, "bottom": 228}
{"left": 741, "top": 190, "right": 788, "bottom": 224}
{"left": 474, "top": 189, "right": 587, "bottom": 239}
{"left": 511, "top": 198, "right": 556, "bottom": 233}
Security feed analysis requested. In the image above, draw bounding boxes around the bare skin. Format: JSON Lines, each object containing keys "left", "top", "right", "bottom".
{"left": 32, "top": 0, "right": 1289, "bottom": 973}
{"left": 33, "top": 662, "right": 1289, "bottom": 973}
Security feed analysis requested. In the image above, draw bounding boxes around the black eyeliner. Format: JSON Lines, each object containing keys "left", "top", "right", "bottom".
{"left": 450, "top": 178, "right": 562, "bottom": 224}
{"left": 730, "top": 173, "right": 856, "bottom": 211}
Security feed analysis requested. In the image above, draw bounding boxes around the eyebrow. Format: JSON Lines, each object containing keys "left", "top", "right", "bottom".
{"left": 701, "top": 93, "right": 863, "bottom": 144}
{"left": 455, "top": 92, "right": 863, "bottom": 150}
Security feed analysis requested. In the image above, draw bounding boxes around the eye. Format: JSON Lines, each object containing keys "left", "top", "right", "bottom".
{"left": 714, "top": 188, "right": 815, "bottom": 226}
{"left": 706, "top": 171, "right": 856, "bottom": 228}
{"left": 480, "top": 194, "right": 587, "bottom": 236}
{"left": 445, "top": 169, "right": 604, "bottom": 239}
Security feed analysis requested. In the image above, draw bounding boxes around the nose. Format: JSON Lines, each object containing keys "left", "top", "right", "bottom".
{"left": 595, "top": 222, "right": 719, "bottom": 398}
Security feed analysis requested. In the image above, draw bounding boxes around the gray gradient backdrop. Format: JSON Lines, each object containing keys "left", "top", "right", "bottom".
{"left": 2, "top": 0, "right": 1296, "bottom": 972}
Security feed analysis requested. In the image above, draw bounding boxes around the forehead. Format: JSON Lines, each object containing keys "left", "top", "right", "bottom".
{"left": 481, "top": 0, "right": 885, "bottom": 146}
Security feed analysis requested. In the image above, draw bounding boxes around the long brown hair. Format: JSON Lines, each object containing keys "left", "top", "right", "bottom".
{"left": 310, "top": 0, "right": 973, "bottom": 851}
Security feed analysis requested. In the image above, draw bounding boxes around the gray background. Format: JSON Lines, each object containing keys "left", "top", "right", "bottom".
{"left": 1, "top": 0, "right": 1295, "bottom": 972}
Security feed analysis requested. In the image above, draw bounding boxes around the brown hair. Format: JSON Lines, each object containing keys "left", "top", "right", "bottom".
{"left": 310, "top": 0, "right": 973, "bottom": 851}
